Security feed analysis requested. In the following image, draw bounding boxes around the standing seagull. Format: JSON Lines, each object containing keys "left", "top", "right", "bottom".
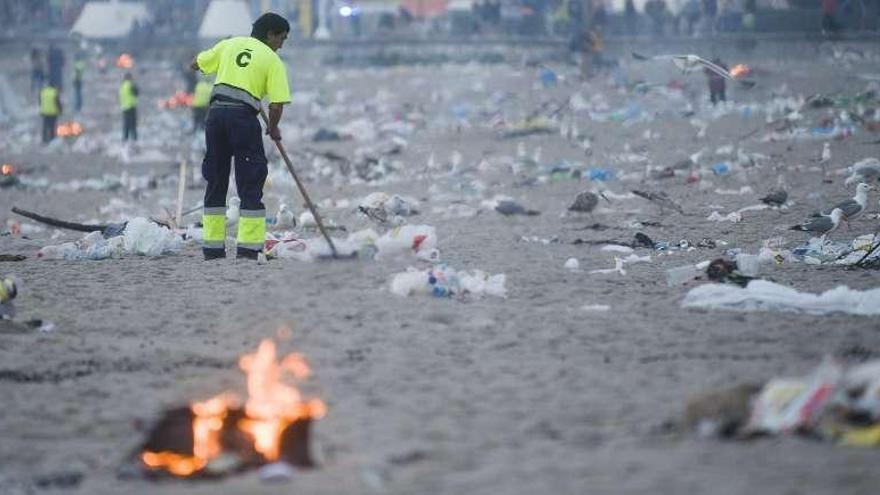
{"left": 812, "top": 182, "right": 872, "bottom": 225}
{"left": 631, "top": 52, "right": 757, "bottom": 88}
{"left": 633, "top": 189, "right": 685, "bottom": 215}
{"left": 819, "top": 142, "right": 831, "bottom": 174}
{"left": 568, "top": 190, "right": 611, "bottom": 213}
{"left": 791, "top": 208, "right": 844, "bottom": 238}
{"left": 760, "top": 188, "right": 788, "bottom": 207}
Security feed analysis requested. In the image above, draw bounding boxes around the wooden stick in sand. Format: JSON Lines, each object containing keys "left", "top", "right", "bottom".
{"left": 175, "top": 159, "right": 187, "bottom": 227}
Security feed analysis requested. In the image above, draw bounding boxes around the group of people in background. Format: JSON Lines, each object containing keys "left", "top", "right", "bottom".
{"left": 556, "top": 0, "right": 753, "bottom": 38}
{"left": 32, "top": 45, "right": 140, "bottom": 145}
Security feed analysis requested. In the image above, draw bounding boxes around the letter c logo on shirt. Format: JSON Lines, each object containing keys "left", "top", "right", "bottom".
{"left": 236, "top": 50, "right": 252, "bottom": 68}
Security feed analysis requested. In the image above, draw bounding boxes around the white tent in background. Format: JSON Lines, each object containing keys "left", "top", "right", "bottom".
{"left": 71, "top": 0, "right": 151, "bottom": 39}
{"left": 199, "top": 0, "right": 253, "bottom": 39}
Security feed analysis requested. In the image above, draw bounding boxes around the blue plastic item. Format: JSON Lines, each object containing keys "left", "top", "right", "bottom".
{"left": 587, "top": 168, "right": 616, "bottom": 181}
{"left": 711, "top": 162, "right": 730, "bottom": 175}
{"left": 539, "top": 68, "right": 558, "bottom": 88}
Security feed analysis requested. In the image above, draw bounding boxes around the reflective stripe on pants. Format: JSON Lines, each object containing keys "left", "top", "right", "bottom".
{"left": 202, "top": 209, "right": 226, "bottom": 250}
{"left": 237, "top": 209, "right": 265, "bottom": 251}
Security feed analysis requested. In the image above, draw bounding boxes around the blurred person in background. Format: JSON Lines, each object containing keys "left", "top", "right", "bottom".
{"left": 681, "top": 0, "right": 701, "bottom": 35}
{"left": 119, "top": 73, "right": 139, "bottom": 143}
{"left": 72, "top": 56, "right": 85, "bottom": 113}
{"left": 191, "top": 76, "right": 213, "bottom": 133}
{"left": 705, "top": 56, "right": 727, "bottom": 105}
{"left": 39, "top": 81, "right": 61, "bottom": 144}
{"left": 47, "top": 43, "right": 65, "bottom": 92}
{"left": 822, "top": 0, "right": 841, "bottom": 34}
{"left": 645, "top": 0, "right": 668, "bottom": 36}
{"left": 625, "top": 0, "right": 639, "bottom": 35}
{"left": 701, "top": 0, "right": 718, "bottom": 34}
{"left": 30, "top": 48, "right": 45, "bottom": 98}
{"left": 592, "top": 1, "right": 608, "bottom": 33}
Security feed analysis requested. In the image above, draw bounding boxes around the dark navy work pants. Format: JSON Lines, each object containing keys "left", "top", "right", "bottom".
{"left": 202, "top": 105, "right": 268, "bottom": 213}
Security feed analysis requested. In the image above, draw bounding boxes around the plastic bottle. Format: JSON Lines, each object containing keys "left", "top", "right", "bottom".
{"left": 37, "top": 242, "right": 78, "bottom": 260}
{"left": 666, "top": 264, "right": 702, "bottom": 287}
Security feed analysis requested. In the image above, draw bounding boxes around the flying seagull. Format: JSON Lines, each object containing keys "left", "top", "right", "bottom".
{"left": 631, "top": 52, "right": 757, "bottom": 88}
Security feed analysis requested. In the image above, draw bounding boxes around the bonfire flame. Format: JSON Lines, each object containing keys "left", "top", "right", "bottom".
{"left": 238, "top": 340, "right": 326, "bottom": 460}
{"left": 1, "top": 164, "right": 13, "bottom": 175}
{"left": 730, "top": 64, "right": 751, "bottom": 80}
{"left": 141, "top": 339, "right": 324, "bottom": 476}
{"left": 56, "top": 121, "right": 83, "bottom": 137}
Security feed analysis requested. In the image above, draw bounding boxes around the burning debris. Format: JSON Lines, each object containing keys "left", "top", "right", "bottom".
{"left": 56, "top": 121, "right": 84, "bottom": 141}
{"left": 159, "top": 91, "right": 194, "bottom": 109}
{"left": 729, "top": 64, "right": 752, "bottom": 80}
{"left": 135, "top": 339, "right": 325, "bottom": 479}
{"left": 116, "top": 53, "right": 134, "bottom": 69}
{"left": 0, "top": 163, "right": 16, "bottom": 188}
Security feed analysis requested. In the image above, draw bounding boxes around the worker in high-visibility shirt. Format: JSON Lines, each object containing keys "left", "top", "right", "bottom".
{"left": 39, "top": 82, "right": 62, "bottom": 144}
{"left": 191, "top": 12, "right": 291, "bottom": 261}
{"left": 191, "top": 76, "right": 213, "bottom": 133}
{"left": 119, "top": 73, "right": 139, "bottom": 142}
{"left": 73, "top": 58, "right": 85, "bottom": 113}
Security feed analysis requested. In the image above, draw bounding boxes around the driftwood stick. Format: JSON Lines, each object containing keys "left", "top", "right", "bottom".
{"left": 12, "top": 206, "right": 108, "bottom": 233}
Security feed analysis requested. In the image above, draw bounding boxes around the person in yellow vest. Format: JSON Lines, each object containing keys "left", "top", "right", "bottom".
{"left": 119, "top": 73, "right": 139, "bottom": 142}
{"left": 191, "top": 12, "right": 291, "bottom": 261}
{"left": 191, "top": 76, "right": 213, "bottom": 133}
{"left": 39, "top": 82, "right": 62, "bottom": 144}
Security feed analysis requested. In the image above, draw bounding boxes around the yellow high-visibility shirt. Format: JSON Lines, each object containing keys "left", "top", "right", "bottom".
{"left": 39, "top": 85, "right": 59, "bottom": 116}
{"left": 192, "top": 80, "right": 213, "bottom": 108}
{"left": 119, "top": 80, "right": 137, "bottom": 111}
{"left": 195, "top": 36, "right": 290, "bottom": 108}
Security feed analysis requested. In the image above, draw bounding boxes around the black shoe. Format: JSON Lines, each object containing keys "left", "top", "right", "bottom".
{"left": 236, "top": 247, "right": 261, "bottom": 260}
{"left": 203, "top": 248, "right": 226, "bottom": 261}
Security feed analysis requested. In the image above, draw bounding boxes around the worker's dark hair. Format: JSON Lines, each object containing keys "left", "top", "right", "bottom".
{"left": 251, "top": 13, "right": 290, "bottom": 40}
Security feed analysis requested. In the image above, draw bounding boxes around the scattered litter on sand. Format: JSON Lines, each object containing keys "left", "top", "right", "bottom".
{"left": 682, "top": 280, "right": 880, "bottom": 316}
{"left": 390, "top": 264, "right": 506, "bottom": 299}
{"left": 686, "top": 357, "right": 880, "bottom": 447}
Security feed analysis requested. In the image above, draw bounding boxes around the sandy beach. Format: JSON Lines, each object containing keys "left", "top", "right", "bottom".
{"left": 2, "top": 38, "right": 880, "bottom": 494}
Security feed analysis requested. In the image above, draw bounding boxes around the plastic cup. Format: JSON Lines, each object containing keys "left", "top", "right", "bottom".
{"left": 736, "top": 254, "right": 761, "bottom": 277}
